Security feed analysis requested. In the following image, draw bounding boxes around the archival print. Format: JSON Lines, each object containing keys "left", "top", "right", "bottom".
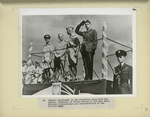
{"left": 19, "top": 8, "right": 136, "bottom": 97}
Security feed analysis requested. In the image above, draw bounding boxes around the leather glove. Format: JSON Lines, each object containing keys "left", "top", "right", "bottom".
{"left": 79, "top": 20, "right": 85, "bottom": 26}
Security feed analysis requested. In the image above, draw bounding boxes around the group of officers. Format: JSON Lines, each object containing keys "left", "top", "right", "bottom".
{"left": 22, "top": 19, "right": 133, "bottom": 94}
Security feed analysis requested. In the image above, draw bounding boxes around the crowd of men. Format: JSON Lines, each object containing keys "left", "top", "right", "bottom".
{"left": 22, "top": 19, "right": 133, "bottom": 94}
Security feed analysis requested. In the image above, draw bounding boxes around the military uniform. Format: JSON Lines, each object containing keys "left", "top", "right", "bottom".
{"left": 113, "top": 63, "right": 132, "bottom": 94}
{"left": 113, "top": 50, "right": 132, "bottom": 94}
{"left": 42, "top": 43, "right": 53, "bottom": 65}
{"left": 42, "top": 34, "right": 53, "bottom": 82}
{"left": 75, "top": 20, "right": 98, "bottom": 80}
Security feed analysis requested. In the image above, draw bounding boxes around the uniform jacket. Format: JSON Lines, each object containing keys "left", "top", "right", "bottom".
{"left": 113, "top": 63, "right": 132, "bottom": 94}
{"left": 75, "top": 24, "right": 98, "bottom": 52}
{"left": 42, "top": 43, "right": 53, "bottom": 63}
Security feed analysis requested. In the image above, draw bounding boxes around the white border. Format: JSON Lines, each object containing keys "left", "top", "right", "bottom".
{"left": 19, "top": 8, "right": 137, "bottom": 98}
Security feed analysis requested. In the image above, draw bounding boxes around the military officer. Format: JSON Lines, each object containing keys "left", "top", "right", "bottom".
{"left": 75, "top": 19, "right": 98, "bottom": 80}
{"left": 42, "top": 34, "right": 54, "bottom": 83}
{"left": 113, "top": 50, "right": 132, "bottom": 94}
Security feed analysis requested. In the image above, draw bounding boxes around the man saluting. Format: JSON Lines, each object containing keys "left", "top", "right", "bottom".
{"left": 113, "top": 50, "right": 132, "bottom": 94}
{"left": 75, "top": 19, "right": 98, "bottom": 80}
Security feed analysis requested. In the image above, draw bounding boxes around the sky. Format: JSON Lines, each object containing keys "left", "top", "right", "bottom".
{"left": 22, "top": 15, "right": 132, "bottom": 81}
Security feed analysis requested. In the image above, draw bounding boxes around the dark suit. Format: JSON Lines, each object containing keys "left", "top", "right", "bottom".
{"left": 113, "top": 63, "right": 132, "bottom": 94}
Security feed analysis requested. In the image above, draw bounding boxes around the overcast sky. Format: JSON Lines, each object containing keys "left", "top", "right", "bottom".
{"left": 22, "top": 15, "right": 132, "bottom": 81}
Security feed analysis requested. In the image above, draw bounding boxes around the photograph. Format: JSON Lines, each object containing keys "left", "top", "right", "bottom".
{"left": 20, "top": 8, "right": 136, "bottom": 97}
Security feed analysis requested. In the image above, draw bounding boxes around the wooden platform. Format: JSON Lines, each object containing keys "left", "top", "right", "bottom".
{"left": 23, "top": 79, "right": 113, "bottom": 95}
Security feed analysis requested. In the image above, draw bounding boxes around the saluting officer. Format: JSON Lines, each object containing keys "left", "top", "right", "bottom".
{"left": 113, "top": 50, "right": 132, "bottom": 94}
{"left": 75, "top": 19, "right": 98, "bottom": 80}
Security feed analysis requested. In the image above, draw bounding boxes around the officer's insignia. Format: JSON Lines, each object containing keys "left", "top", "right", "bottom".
{"left": 118, "top": 50, "right": 120, "bottom": 53}
{"left": 125, "top": 67, "right": 128, "bottom": 69}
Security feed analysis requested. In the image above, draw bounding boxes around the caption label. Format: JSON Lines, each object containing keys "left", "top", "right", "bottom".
{"left": 38, "top": 97, "right": 115, "bottom": 109}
